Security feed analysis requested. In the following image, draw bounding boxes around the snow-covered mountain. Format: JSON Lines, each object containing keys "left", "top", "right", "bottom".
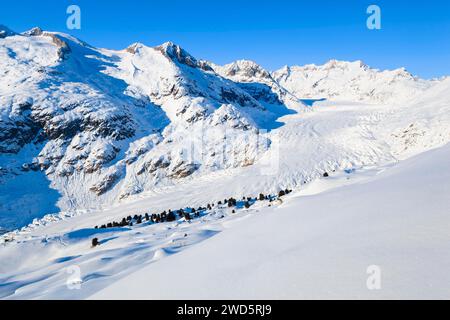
{"left": 0, "top": 25, "right": 448, "bottom": 233}
{"left": 0, "top": 26, "right": 304, "bottom": 230}
{"left": 272, "top": 60, "right": 437, "bottom": 104}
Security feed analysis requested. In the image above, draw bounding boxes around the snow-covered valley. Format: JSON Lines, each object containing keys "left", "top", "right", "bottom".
{"left": 1, "top": 140, "right": 449, "bottom": 299}
{"left": 94, "top": 144, "right": 450, "bottom": 300}
{"left": 0, "top": 25, "right": 449, "bottom": 299}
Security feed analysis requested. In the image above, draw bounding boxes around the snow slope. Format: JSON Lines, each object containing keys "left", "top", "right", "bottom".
{"left": 93, "top": 143, "right": 450, "bottom": 300}
{"left": 1, "top": 140, "right": 448, "bottom": 299}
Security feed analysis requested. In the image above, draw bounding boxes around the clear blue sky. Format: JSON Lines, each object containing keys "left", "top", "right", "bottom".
{"left": 1, "top": 0, "right": 449, "bottom": 78}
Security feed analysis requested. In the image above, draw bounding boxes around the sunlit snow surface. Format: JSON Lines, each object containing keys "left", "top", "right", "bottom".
{"left": 94, "top": 145, "right": 450, "bottom": 299}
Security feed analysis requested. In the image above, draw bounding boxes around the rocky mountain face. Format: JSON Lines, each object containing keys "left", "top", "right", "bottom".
{"left": 0, "top": 26, "right": 303, "bottom": 226}
{"left": 0, "top": 26, "right": 442, "bottom": 229}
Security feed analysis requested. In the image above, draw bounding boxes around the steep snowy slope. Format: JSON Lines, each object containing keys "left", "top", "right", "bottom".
{"left": 272, "top": 60, "right": 437, "bottom": 104}
{"left": 1, "top": 141, "right": 449, "bottom": 299}
{"left": 93, "top": 143, "right": 450, "bottom": 300}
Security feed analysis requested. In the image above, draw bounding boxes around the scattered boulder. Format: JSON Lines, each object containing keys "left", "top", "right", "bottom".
{"left": 92, "top": 238, "right": 100, "bottom": 247}
{"left": 89, "top": 170, "right": 121, "bottom": 196}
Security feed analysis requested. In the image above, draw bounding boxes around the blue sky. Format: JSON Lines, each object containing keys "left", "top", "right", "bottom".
{"left": 1, "top": 0, "right": 449, "bottom": 78}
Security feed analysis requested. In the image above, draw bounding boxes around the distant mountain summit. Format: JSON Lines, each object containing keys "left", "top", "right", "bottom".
{"left": 272, "top": 60, "right": 434, "bottom": 104}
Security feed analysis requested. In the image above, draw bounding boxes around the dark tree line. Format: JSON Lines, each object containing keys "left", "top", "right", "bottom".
{"left": 92, "top": 189, "right": 294, "bottom": 246}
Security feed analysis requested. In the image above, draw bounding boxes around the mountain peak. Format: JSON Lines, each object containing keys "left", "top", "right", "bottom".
{"left": 156, "top": 41, "right": 192, "bottom": 61}
{"left": 125, "top": 42, "right": 145, "bottom": 54}
{"left": 155, "top": 41, "right": 213, "bottom": 71}
{"left": 219, "top": 59, "right": 272, "bottom": 81}
{"left": 230, "top": 60, "right": 266, "bottom": 71}
{"left": 322, "top": 59, "right": 369, "bottom": 71}
{"left": 158, "top": 41, "right": 178, "bottom": 50}
{"left": 22, "top": 27, "right": 44, "bottom": 36}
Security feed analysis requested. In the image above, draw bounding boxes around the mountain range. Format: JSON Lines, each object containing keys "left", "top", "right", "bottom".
{"left": 0, "top": 25, "right": 449, "bottom": 232}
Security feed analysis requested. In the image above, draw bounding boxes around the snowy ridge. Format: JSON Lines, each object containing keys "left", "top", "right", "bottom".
{"left": 272, "top": 60, "right": 437, "bottom": 104}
